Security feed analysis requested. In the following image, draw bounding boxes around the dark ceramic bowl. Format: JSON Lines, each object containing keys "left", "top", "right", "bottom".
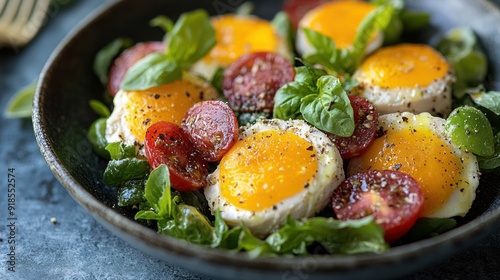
{"left": 33, "top": 0, "right": 500, "bottom": 279}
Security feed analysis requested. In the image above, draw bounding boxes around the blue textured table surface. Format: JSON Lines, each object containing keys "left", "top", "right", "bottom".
{"left": 1, "top": 0, "right": 500, "bottom": 279}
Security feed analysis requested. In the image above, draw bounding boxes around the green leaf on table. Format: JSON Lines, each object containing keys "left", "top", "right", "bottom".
{"left": 470, "top": 91, "right": 500, "bottom": 116}
{"left": 4, "top": 80, "right": 36, "bottom": 118}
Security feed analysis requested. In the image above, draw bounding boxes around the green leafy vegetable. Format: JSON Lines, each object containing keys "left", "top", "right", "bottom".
{"left": 118, "top": 180, "right": 146, "bottom": 207}
{"left": 122, "top": 9, "right": 215, "bottom": 90}
{"left": 135, "top": 165, "right": 387, "bottom": 256}
{"left": 87, "top": 118, "right": 110, "bottom": 159}
{"left": 93, "top": 38, "right": 133, "bottom": 85}
{"left": 150, "top": 15, "right": 174, "bottom": 33}
{"left": 302, "top": 3, "right": 394, "bottom": 75}
{"left": 271, "top": 11, "right": 295, "bottom": 59}
{"left": 402, "top": 218, "right": 457, "bottom": 242}
{"left": 103, "top": 142, "right": 150, "bottom": 186}
{"left": 399, "top": 11, "right": 430, "bottom": 33}
{"left": 470, "top": 91, "right": 500, "bottom": 116}
{"left": 274, "top": 66, "right": 354, "bottom": 137}
{"left": 89, "top": 99, "right": 111, "bottom": 117}
{"left": 445, "top": 106, "right": 495, "bottom": 157}
{"left": 478, "top": 132, "right": 500, "bottom": 171}
{"left": 436, "top": 27, "right": 488, "bottom": 98}
{"left": 4, "top": 80, "right": 36, "bottom": 118}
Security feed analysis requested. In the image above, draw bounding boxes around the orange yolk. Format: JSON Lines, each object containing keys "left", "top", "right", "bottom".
{"left": 359, "top": 44, "right": 450, "bottom": 89}
{"left": 219, "top": 130, "right": 318, "bottom": 211}
{"left": 348, "top": 121, "right": 461, "bottom": 217}
{"left": 124, "top": 81, "right": 213, "bottom": 141}
{"left": 302, "top": 0, "right": 376, "bottom": 49}
{"left": 205, "top": 15, "right": 279, "bottom": 65}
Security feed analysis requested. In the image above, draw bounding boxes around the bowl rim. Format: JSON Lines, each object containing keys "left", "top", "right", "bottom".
{"left": 32, "top": 0, "right": 500, "bottom": 276}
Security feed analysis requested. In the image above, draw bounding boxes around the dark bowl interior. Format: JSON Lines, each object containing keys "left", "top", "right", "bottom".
{"left": 33, "top": 0, "right": 500, "bottom": 279}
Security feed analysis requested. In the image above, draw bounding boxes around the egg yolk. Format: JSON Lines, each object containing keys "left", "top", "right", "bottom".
{"left": 219, "top": 130, "right": 318, "bottom": 211}
{"left": 124, "top": 81, "right": 211, "bottom": 141}
{"left": 302, "top": 0, "right": 376, "bottom": 49}
{"left": 348, "top": 116, "right": 461, "bottom": 217}
{"left": 359, "top": 44, "right": 450, "bottom": 89}
{"left": 204, "top": 15, "right": 280, "bottom": 65}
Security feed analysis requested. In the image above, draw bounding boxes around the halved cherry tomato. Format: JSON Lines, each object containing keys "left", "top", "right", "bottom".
{"left": 181, "top": 100, "right": 239, "bottom": 162}
{"left": 145, "top": 121, "right": 209, "bottom": 191}
{"left": 283, "top": 0, "right": 334, "bottom": 28}
{"left": 326, "top": 95, "right": 378, "bottom": 159}
{"left": 332, "top": 170, "right": 424, "bottom": 243}
{"left": 222, "top": 52, "right": 295, "bottom": 113}
{"left": 108, "top": 41, "right": 165, "bottom": 96}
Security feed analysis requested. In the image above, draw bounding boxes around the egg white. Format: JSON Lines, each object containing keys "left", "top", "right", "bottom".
{"left": 204, "top": 119, "right": 345, "bottom": 238}
{"left": 353, "top": 67, "right": 455, "bottom": 117}
{"left": 349, "top": 112, "right": 479, "bottom": 218}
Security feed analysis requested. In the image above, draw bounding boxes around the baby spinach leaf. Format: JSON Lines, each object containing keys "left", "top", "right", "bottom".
{"left": 103, "top": 158, "right": 150, "bottom": 186}
{"left": 117, "top": 179, "right": 146, "bottom": 207}
{"left": 105, "top": 142, "right": 136, "bottom": 160}
{"left": 470, "top": 91, "right": 500, "bottom": 116}
{"left": 478, "top": 132, "right": 500, "bottom": 170}
{"left": 87, "top": 118, "right": 109, "bottom": 159}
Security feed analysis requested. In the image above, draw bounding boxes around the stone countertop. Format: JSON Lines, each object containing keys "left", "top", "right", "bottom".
{"left": 0, "top": 0, "right": 499, "bottom": 279}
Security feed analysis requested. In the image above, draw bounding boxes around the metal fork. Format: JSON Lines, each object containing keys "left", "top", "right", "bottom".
{"left": 0, "top": 0, "right": 51, "bottom": 48}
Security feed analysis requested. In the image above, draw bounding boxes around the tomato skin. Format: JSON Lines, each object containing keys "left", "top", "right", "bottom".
{"left": 326, "top": 95, "right": 378, "bottom": 159}
{"left": 222, "top": 52, "right": 295, "bottom": 113}
{"left": 332, "top": 170, "right": 424, "bottom": 243}
{"left": 181, "top": 101, "right": 239, "bottom": 162}
{"left": 108, "top": 41, "right": 165, "bottom": 96}
{"left": 145, "top": 121, "right": 209, "bottom": 191}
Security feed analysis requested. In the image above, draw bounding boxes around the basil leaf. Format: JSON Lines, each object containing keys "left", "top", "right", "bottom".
{"left": 93, "top": 38, "right": 133, "bottom": 85}
{"left": 150, "top": 15, "right": 174, "bottom": 33}
{"left": 121, "top": 53, "right": 182, "bottom": 91}
{"left": 294, "top": 65, "right": 328, "bottom": 86}
{"left": 470, "top": 91, "right": 500, "bottom": 116}
{"left": 273, "top": 82, "right": 313, "bottom": 120}
{"left": 103, "top": 158, "right": 150, "bottom": 186}
{"left": 105, "top": 142, "right": 136, "bottom": 160}
{"left": 302, "top": 28, "right": 339, "bottom": 72}
{"left": 166, "top": 9, "right": 216, "bottom": 69}
{"left": 87, "top": 118, "right": 110, "bottom": 159}
{"left": 271, "top": 11, "right": 295, "bottom": 58}
{"left": 89, "top": 99, "right": 110, "bottom": 117}
{"left": 4, "top": 80, "right": 36, "bottom": 119}
{"left": 117, "top": 179, "right": 146, "bottom": 207}
{"left": 350, "top": 4, "right": 394, "bottom": 71}
{"left": 301, "top": 76, "right": 354, "bottom": 137}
